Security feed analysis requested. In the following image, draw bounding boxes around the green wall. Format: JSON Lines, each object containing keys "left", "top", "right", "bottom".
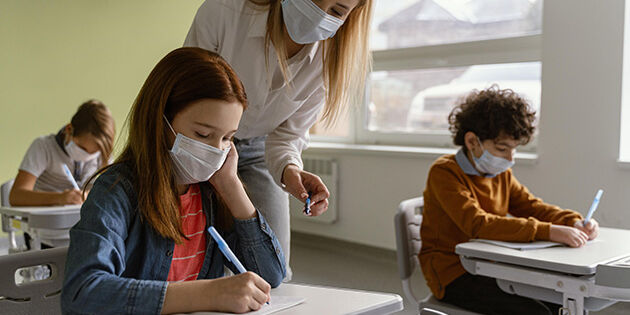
{"left": 0, "top": 0, "right": 204, "bottom": 181}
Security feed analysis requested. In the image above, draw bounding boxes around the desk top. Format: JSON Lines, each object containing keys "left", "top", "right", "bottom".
{"left": 271, "top": 283, "right": 403, "bottom": 315}
{"left": 191, "top": 283, "right": 403, "bottom": 315}
{"left": 0, "top": 205, "right": 81, "bottom": 229}
{"left": 456, "top": 227, "right": 630, "bottom": 275}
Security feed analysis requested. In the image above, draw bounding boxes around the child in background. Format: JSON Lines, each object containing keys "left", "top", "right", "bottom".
{"left": 9, "top": 99, "right": 115, "bottom": 206}
{"left": 419, "top": 86, "right": 599, "bottom": 315}
{"left": 62, "top": 47, "right": 285, "bottom": 314}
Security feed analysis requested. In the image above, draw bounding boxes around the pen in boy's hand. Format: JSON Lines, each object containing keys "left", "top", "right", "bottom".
{"left": 303, "top": 192, "right": 312, "bottom": 215}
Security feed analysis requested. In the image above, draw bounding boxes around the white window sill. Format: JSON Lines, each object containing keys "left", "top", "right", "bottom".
{"left": 306, "top": 142, "right": 539, "bottom": 165}
{"left": 617, "top": 160, "right": 630, "bottom": 170}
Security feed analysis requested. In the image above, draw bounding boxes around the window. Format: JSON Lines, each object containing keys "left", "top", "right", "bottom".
{"left": 312, "top": 0, "right": 543, "bottom": 151}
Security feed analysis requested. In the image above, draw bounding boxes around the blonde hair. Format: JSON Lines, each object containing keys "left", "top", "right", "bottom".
{"left": 248, "top": 0, "right": 373, "bottom": 125}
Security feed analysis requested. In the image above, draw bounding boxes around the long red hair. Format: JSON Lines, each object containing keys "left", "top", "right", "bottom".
{"left": 95, "top": 47, "right": 247, "bottom": 242}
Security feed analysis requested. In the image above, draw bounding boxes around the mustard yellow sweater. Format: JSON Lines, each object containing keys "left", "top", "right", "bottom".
{"left": 419, "top": 153, "right": 583, "bottom": 299}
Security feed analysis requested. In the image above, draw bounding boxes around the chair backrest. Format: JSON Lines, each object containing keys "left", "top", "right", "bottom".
{"left": 1, "top": 178, "right": 15, "bottom": 207}
{"left": 394, "top": 197, "right": 424, "bottom": 304}
{"left": 0, "top": 246, "right": 68, "bottom": 315}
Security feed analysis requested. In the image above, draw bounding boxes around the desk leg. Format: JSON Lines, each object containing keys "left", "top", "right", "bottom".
{"left": 562, "top": 294, "right": 586, "bottom": 315}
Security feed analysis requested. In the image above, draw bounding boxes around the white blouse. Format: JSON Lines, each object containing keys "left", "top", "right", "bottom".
{"left": 184, "top": 0, "right": 325, "bottom": 186}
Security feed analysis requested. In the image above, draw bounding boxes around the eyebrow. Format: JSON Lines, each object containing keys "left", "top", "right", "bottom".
{"left": 193, "top": 122, "right": 237, "bottom": 135}
{"left": 193, "top": 121, "right": 218, "bottom": 129}
{"left": 336, "top": 2, "right": 349, "bottom": 10}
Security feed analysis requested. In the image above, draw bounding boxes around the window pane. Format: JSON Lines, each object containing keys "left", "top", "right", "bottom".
{"left": 367, "top": 62, "right": 541, "bottom": 134}
{"left": 371, "top": 0, "right": 543, "bottom": 51}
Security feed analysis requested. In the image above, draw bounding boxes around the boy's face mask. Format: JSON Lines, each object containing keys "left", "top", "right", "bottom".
{"left": 472, "top": 137, "right": 515, "bottom": 176}
{"left": 164, "top": 116, "right": 230, "bottom": 185}
{"left": 281, "top": 0, "right": 345, "bottom": 44}
{"left": 65, "top": 140, "right": 100, "bottom": 162}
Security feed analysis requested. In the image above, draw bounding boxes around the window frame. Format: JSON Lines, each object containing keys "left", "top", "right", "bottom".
{"left": 312, "top": 30, "right": 543, "bottom": 152}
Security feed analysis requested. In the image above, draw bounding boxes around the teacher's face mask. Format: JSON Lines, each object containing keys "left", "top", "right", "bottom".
{"left": 164, "top": 116, "right": 230, "bottom": 184}
{"left": 281, "top": 0, "right": 345, "bottom": 44}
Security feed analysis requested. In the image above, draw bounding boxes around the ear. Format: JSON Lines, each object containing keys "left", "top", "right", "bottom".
{"left": 464, "top": 131, "right": 479, "bottom": 155}
{"left": 64, "top": 124, "right": 73, "bottom": 143}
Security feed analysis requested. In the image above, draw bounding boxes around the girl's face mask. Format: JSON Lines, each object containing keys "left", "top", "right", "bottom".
{"left": 164, "top": 116, "right": 230, "bottom": 185}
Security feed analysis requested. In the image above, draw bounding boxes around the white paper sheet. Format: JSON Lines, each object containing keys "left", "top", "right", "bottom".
{"left": 189, "top": 296, "right": 305, "bottom": 315}
{"left": 472, "top": 239, "right": 564, "bottom": 250}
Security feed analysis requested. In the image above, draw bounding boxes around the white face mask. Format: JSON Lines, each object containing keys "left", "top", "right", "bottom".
{"left": 65, "top": 140, "right": 100, "bottom": 162}
{"left": 281, "top": 0, "right": 345, "bottom": 44}
{"left": 164, "top": 116, "right": 230, "bottom": 185}
{"left": 472, "top": 137, "right": 515, "bottom": 176}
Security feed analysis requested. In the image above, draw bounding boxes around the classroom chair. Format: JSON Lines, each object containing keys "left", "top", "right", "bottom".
{"left": 1, "top": 178, "right": 25, "bottom": 253}
{"left": 0, "top": 246, "right": 67, "bottom": 315}
{"left": 394, "top": 197, "right": 480, "bottom": 315}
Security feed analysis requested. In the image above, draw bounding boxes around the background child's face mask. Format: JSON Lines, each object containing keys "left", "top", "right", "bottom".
{"left": 65, "top": 140, "right": 100, "bottom": 162}
{"left": 472, "top": 137, "right": 515, "bottom": 176}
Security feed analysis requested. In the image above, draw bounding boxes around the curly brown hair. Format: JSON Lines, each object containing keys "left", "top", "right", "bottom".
{"left": 448, "top": 85, "right": 536, "bottom": 147}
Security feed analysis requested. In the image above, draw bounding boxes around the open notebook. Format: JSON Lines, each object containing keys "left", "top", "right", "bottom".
{"left": 189, "top": 296, "right": 305, "bottom": 315}
{"left": 472, "top": 239, "right": 565, "bottom": 250}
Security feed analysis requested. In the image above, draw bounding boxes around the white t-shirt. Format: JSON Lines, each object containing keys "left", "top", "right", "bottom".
{"left": 19, "top": 133, "right": 103, "bottom": 192}
{"left": 184, "top": 0, "right": 326, "bottom": 186}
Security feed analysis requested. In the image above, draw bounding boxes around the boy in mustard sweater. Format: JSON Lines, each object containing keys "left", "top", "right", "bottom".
{"left": 419, "top": 86, "right": 599, "bottom": 315}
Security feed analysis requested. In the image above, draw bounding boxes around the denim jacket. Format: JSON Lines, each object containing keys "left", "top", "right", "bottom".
{"left": 61, "top": 163, "right": 286, "bottom": 315}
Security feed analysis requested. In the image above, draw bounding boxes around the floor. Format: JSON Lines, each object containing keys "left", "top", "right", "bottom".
{"left": 2, "top": 232, "right": 629, "bottom": 314}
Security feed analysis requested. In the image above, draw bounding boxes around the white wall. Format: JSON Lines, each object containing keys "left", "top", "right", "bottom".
{"left": 294, "top": 0, "right": 630, "bottom": 250}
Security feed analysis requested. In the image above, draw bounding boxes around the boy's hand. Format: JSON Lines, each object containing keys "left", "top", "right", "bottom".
{"left": 574, "top": 219, "right": 599, "bottom": 240}
{"left": 549, "top": 225, "right": 588, "bottom": 248}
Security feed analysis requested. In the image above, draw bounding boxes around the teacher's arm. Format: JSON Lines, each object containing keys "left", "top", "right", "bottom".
{"left": 265, "top": 88, "right": 330, "bottom": 216}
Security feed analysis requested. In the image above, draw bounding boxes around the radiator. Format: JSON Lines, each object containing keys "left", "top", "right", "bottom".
{"left": 289, "top": 156, "right": 338, "bottom": 224}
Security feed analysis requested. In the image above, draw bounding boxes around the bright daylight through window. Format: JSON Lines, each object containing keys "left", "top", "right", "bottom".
{"left": 312, "top": 0, "right": 543, "bottom": 149}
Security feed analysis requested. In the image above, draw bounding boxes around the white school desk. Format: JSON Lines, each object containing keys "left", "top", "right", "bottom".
{"left": 0, "top": 205, "right": 80, "bottom": 251}
{"left": 271, "top": 283, "right": 403, "bottom": 315}
{"left": 456, "top": 227, "right": 630, "bottom": 315}
{"left": 190, "top": 283, "right": 403, "bottom": 315}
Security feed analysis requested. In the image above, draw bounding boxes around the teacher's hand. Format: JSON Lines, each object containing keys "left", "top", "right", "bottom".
{"left": 282, "top": 164, "right": 329, "bottom": 216}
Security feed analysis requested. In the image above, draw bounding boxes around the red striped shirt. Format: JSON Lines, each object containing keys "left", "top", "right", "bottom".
{"left": 167, "top": 184, "right": 206, "bottom": 282}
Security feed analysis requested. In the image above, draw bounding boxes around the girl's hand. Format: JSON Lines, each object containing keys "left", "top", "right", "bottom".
{"left": 58, "top": 189, "right": 83, "bottom": 205}
{"left": 573, "top": 219, "right": 599, "bottom": 240}
{"left": 205, "top": 272, "right": 271, "bottom": 313}
{"left": 282, "top": 164, "right": 330, "bottom": 216}
{"left": 549, "top": 224, "right": 589, "bottom": 247}
{"left": 161, "top": 272, "right": 270, "bottom": 314}
{"left": 210, "top": 142, "right": 239, "bottom": 187}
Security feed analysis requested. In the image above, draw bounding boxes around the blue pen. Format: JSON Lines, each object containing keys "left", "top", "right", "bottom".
{"left": 208, "top": 226, "right": 247, "bottom": 273}
{"left": 584, "top": 189, "right": 604, "bottom": 224}
{"left": 207, "top": 226, "right": 269, "bottom": 305}
{"left": 62, "top": 164, "right": 80, "bottom": 190}
{"left": 303, "top": 192, "right": 312, "bottom": 215}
